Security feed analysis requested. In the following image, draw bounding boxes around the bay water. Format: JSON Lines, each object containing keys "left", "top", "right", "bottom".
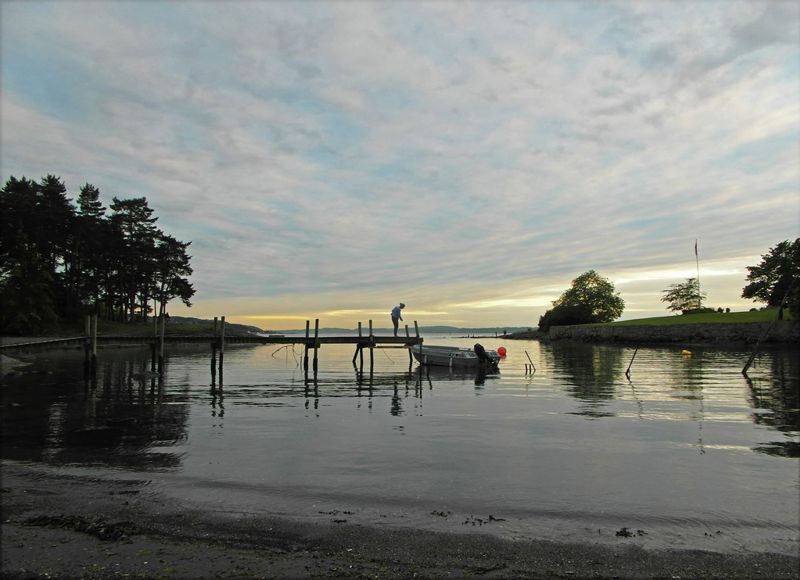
{"left": 2, "top": 335, "right": 798, "bottom": 555}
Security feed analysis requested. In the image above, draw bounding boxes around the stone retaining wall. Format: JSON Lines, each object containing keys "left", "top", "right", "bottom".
{"left": 548, "top": 321, "right": 799, "bottom": 344}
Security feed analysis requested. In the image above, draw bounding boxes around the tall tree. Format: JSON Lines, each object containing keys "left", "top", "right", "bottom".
{"left": 36, "top": 175, "right": 74, "bottom": 273}
{"left": 153, "top": 234, "right": 195, "bottom": 317}
{"left": 0, "top": 176, "right": 38, "bottom": 279}
{"left": 538, "top": 270, "right": 625, "bottom": 331}
{"left": 0, "top": 176, "right": 61, "bottom": 332}
{"left": 742, "top": 239, "right": 800, "bottom": 317}
{"left": 661, "top": 278, "right": 706, "bottom": 313}
{"left": 72, "top": 183, "right": 109, "bottom": 314}
{"left": 109, "top": 197, "right": 159, "bottom": 321}
{"left": 76, "top": 183, "right": 106, "bottom": 219}
{"left": 553, "top": 270, "right": 625, "bottom": 322}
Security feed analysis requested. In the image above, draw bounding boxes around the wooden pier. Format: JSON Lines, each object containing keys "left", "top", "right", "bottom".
{"left": 1, "top": 316, "right": 424, "bottom": 382}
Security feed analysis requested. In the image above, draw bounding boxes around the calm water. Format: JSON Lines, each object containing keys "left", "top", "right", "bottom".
{"left": 2, "top": 336, "right": 798, "bottom": 555}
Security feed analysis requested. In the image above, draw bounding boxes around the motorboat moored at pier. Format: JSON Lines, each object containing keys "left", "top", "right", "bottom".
{"left": 410, "top": 343, "right": 500, "bottom": 370}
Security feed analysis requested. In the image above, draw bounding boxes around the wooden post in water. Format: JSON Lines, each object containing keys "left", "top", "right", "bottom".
{"left": 219, "top": 316, "right": 226, "bottom": 374}
{"left": 158, "top": 313, "right": 166, "bottom": 375}
{"left": 83, "top": 314, "right": 91, "bottom": 374}
{"left": 524, "top": 350, "right": 535, "bottom": 374}
{"left": 625, "top": 347, "right": 638, "bottom": 379}
{"left": 406, "top": 325, "right": 413, "bottom": 364}
{"left": 313, "top": 318, "right": 320, "bottom": 377}
{"left": 368, "top": 319, "right": 374, "bottom": 375}
{"left": 211, "top": 317, "right": 218, "bottom": 372}
{"left": 414, "top": 321, "right": 422, "bottom": 365}
{"left": 359, "top": 322, "right": 364, "bottom": 371}
{"left": 303, "top": 320, "right": 310, "bottom": 372}
{"left": 352, "top": 321, "right": 362, "bottom": 365}
{"left": 742, "top": 294, "right": 790, "bottom": 375}
{"left": 90, "top": 313, "right": 98, "bottom": 377}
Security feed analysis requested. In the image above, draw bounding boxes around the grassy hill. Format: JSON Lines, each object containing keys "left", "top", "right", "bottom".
{"left": 39, "top": 316, "right": 268, "bottom": 338}
{"left": 607, "top": 308, "right": 790, "bottom": 326}
{"left": 505, "top": 308, "right": 791, "bottom": 340}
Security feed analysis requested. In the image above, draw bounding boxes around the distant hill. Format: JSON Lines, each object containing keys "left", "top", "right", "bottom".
{"left": 271, "top": 325, "right": 535, "bottom": 335}
{"left": 169, "top": 316, "right": 268, "bottom": 336}
{"left": 168, "top": 317, "right": 535, "bottom": 336}
{"left": 419, "top": 326, "right": 533, "bottom": 335}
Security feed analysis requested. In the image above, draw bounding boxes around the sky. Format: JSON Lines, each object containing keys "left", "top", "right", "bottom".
{"left": 1, "top": 0, "right": 798, "bottom": 331}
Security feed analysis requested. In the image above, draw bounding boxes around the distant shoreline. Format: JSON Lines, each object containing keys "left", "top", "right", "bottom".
{"left": 512, "top": 321, "right": 798, "bottom": 345}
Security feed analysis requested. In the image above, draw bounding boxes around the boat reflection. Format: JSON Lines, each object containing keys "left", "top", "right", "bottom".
{"left": 416, "top": 363, "right": 499, "bottom": 387}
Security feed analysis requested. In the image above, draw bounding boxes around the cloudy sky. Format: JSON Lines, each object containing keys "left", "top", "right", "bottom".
{"left": 2, "top": 1, "right": 798, "bottom": 330}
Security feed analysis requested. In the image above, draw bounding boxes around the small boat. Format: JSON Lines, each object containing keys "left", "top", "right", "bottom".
{"left": 410, "top": 344, "right": 500, "bottom": 370}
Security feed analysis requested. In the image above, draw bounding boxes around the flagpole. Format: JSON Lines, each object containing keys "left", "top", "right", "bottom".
{"left": 695, "top": 239, "right": 701, "bottom": 308}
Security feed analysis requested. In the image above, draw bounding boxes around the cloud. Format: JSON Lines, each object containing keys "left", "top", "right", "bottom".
{"left": 2, "top": 0, "right": 797, "bottom": 327}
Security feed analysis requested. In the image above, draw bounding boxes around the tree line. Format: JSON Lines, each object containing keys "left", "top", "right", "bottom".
{"left": 537, "top": 239, "right": 800, "bottom": 332}
{"left": 1, "top": 174, "right": 194, "bottom": 334}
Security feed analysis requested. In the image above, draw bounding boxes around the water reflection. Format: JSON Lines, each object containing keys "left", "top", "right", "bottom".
{"left": 545, "top": 342, "right": 625, "bottom": 418}
{"left": 533, "top": 342, "right": 799, "bottom": 459}
{"left": 745, "top": 350, "right": 800, "bottom": 458}
{"left": 2, "top": 340, "right": 798, "bottom": 542}
{"left": 2, "top": 348, "right": 188, "bottom": 470}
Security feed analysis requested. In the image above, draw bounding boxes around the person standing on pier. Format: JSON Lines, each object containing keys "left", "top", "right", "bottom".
{"left": 391, "top": 303, "right": 405, "bottom": 336}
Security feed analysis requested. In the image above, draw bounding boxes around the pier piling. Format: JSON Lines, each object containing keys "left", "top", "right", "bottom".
{"left": 313, "top": 318, "right": 320, "bottom": 378}
{"left": 219, "top": 316, "right": 226, "bottom": 375}
{"left": 211, "top": 317, "right": 218, "bottom": 372}
{"left": 369, "top": 319, "right": 374, "bottom": 375}
{"left": 90, "top": 313, "right": 98, "bottom": 377}
{"left": 158, "top": 313, "right": 166, "bottom": 375}
{"left": 83, "top": 314, "right": 91, "bottom": 374}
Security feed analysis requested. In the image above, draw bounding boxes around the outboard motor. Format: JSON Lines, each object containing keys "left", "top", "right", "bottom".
{"left": 474, "top": 343, "right": 491, "bottom": 362}
{"left": 474, "top": 343, "right": 499, "bottom": 371}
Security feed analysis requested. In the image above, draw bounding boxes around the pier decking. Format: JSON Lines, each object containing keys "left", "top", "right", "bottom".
{"left": 0, "top": 334, "right": 421, "bottom": 349}
{"left": 1, "top": 317, "right": 424, "bottom": 382}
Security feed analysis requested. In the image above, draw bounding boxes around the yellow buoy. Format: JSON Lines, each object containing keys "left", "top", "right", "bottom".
{"left": 681, "top": 350, "right": 692, "bottom": 357}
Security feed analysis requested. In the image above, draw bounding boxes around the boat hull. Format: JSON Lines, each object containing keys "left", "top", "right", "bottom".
{"left": 410, "top": 344, "right": 500, "bottom": 369}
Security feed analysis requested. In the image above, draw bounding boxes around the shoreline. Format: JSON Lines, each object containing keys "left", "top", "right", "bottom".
{"left": 506, "top": 320, "right": 799, "bottom": 345}
{"left": 2, "top": 462, "right": 798, "bottom": 579}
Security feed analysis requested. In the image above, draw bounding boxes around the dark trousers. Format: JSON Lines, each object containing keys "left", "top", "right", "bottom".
{"left": 392, "top": 317, "right": 400, "bottom": 336}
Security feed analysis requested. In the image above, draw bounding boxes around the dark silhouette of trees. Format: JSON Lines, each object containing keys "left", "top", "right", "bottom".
{"left": 537, "top": 304, "right": 593, "bottom": 332}
{"left": 538, "top": 270, "right": 625, "bottom": 332}
{"left": 0, "top": 174, "right": 195, "bottom": 334}
{"left": 109, "top": 196, "right": 160, "bottom": 322}
{"left": 153, "top": 234, "right": 194, "bottom": 319}
{"left": 742, "top": 239, "right": 799, "bottom": 317}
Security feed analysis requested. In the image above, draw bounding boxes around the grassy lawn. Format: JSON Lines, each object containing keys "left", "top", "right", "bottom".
{"left": 608, "top": 308, "right": 791, "bottom": 326}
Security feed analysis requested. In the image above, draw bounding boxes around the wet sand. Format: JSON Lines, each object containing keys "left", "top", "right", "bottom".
{"left": 2, "top": 462, "right": 797, "bottom": 579}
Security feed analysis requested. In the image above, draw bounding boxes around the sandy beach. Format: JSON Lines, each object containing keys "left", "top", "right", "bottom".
{"left": 2, "top": 462, "right": 797, "bottom": 579}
